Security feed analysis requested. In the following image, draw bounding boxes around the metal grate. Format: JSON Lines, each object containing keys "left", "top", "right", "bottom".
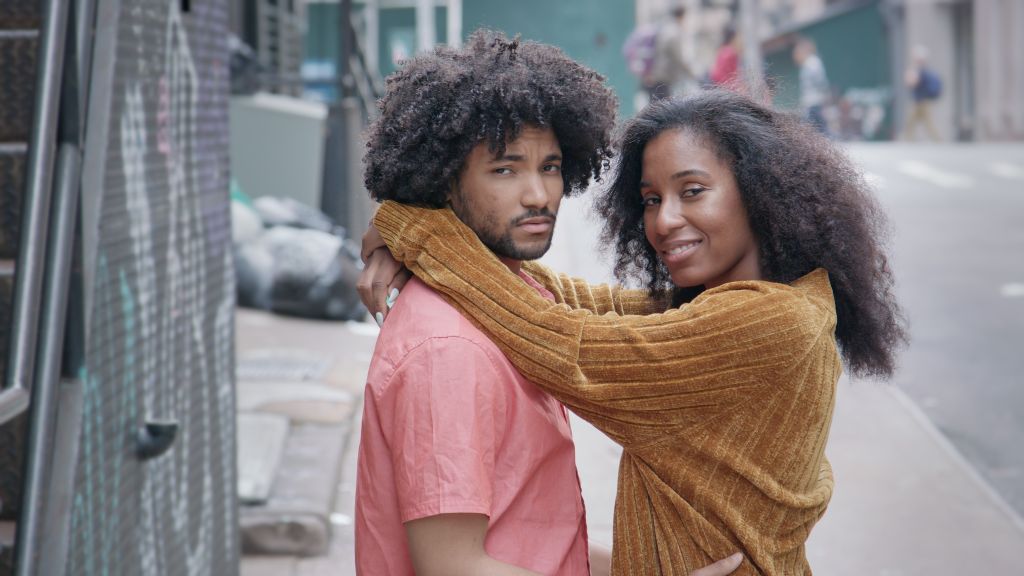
{"left": 0, "top": 414, "right": 27, "bottom": 522}
{"left": 0, "top": 147, "right": 25, "bottom": 260}
{"left": 0, "top": 31, "right": 38, "bottom": 143}
{"left": 62, "top": 1, "right": 238, "bottom": 574}
{"left": 0, "top": 0, "right": 42, "bottom": 30}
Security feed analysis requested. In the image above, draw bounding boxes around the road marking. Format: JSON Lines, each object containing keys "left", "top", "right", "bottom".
{"left": 1001, "top": 283, "right": 1024, "bottom": 298}
{"left": 990, "top": 162, "right": 1024, "bottom": 181}
{"left": 897, "top": 160, "right": 974, "bottom": 189}
{"left": 864, "top": 171, "right": 887, "bottom": 190}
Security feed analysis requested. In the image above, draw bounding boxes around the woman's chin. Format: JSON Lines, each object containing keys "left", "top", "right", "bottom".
{"left": 668, "top": 269, "right": 704, "bottom": 290}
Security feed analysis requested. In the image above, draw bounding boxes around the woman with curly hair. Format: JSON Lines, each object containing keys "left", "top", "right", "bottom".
{"left": 363, "top": 89, "right": 907, "bottom": 574}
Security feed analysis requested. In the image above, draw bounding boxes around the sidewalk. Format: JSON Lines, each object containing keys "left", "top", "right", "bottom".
{"left": 235, "top": 308, "right": 377, "bottom": 576}
{"left": 234, "top": 305, "right": 1024, "bottom": 575}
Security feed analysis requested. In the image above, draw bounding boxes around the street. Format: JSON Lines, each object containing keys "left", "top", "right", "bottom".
{"left": 850, "top": 143, "right": 1024, "bottom": 517}
{"left": 539, "top": 141, "right": 1024, "bottom": 570}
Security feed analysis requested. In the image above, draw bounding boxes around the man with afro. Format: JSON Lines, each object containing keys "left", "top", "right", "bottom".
{"left": 354, "top": 30, "right": 615, "bottom": 575}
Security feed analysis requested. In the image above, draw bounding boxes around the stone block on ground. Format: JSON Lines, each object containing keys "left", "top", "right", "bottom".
{"left": 237, "top": 412, "right": 289, "bottom": 504}
{"left": 237, "top": 381, "right": 355, "bottom": 425}
{"left": 240, "top": 555, "right": 297, "bottom": 576}
{"left": 240, "top": 421, "right": 349, "bottom": 557}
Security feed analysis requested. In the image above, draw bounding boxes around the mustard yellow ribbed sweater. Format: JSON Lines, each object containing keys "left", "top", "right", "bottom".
{"left": 374, "top": 202, "right": 842, "bottom": 576}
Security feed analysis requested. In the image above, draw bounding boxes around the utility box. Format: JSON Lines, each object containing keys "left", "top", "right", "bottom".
{"left": 230, "top": 93, "right": 328, "bottom": 209}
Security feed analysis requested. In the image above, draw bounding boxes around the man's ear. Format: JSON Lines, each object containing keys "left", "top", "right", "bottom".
{"left": 446, "top": 178, "right": 458, "bottom": 207}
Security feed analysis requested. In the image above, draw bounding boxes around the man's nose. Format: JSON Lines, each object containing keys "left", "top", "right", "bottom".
{"left": 521, "top": 174, "right": 549, "bottom": 208}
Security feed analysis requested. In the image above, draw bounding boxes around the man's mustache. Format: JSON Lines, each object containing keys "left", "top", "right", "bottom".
{"left": 511, "top": 208, "right": 557, "bottom": 226}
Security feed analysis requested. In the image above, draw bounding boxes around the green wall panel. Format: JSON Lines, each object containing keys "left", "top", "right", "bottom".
{"left": 461, "top": 0, "right": 635, "bottom": 119}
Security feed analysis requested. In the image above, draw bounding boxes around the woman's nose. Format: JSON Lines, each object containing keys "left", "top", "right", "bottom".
{"left": 653, "top": 198, "right": 687, "bottom": 236}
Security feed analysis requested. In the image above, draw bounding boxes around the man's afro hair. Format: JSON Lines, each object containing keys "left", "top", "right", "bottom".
{"left": 363, "top": 29, "right": 618, "bottom": 207}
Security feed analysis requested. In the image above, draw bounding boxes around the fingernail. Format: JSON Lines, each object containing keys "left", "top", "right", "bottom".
{"left": 375, "top": 312, "right": 384, "bottom": 327}
{"left": 386, "top": 288, "right": 399, "bottom": 308}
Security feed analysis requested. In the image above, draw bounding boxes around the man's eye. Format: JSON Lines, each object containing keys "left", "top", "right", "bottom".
{"left": 494, "top": 167, "right": 513, "bottom": 175}
{"left": 543, "top": 164, "right": 562, "bottom": 173}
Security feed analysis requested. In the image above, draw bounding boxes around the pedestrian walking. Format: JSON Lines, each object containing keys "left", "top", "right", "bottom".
{"left": 708, "top": 24, "right": 743, "bottom": 92}
{"left": 646, "top": 3, "right": 697, "bottom": 101}
{"left": 363, "top": 89, "right": 907, "bottom": 575}
{"left": 623, "top": 21, "right": 660, "bottom": 106}
{"left": 902, "top": 45, "right": 942, "bottom": 141}
{"left": 792, "top": 37, "right": 831, "bottom": 136}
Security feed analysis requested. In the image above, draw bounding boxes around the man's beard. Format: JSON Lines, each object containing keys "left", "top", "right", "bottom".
{"left": 450, "top": 195, "right": 556, "bottom": 262}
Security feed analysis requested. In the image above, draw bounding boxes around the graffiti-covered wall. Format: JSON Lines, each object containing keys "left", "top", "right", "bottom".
{"left": 67, "top": 0, "right": 237, "bottom": 574}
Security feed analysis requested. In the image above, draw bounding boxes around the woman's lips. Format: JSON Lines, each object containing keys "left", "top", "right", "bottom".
{"left": 660, "top": 239, "right": 702, "bottom": 264}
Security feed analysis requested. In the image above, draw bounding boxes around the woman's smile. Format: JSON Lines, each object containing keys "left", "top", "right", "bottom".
{"left": 658, "top": 238, "right": 703, "bottom": 263}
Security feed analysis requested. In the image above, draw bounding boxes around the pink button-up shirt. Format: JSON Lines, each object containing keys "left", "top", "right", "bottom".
{"left": 355, "top": 274, "right": 589, "bottom": 575}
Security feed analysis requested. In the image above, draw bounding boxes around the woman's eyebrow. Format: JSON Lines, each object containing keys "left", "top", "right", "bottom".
{"left": 670, "top": 169, "right": 711, "bottom": 180}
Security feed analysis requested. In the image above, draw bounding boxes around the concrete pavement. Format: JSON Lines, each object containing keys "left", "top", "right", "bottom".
{"left": 236, "top": 308, "right": 377, "bottom": 576}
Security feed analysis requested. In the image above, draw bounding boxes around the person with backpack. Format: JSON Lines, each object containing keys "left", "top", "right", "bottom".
{"left": 624, "top": 3, "right": 696, "bottom": 105}
{"left": 903, "top": 45, "right": 942, "bottom": 141}
{"left": 622, "top": 21, "right": 660, "bottom": 104}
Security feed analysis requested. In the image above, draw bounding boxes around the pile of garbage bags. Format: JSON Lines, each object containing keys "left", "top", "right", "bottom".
{"left": 232, "top": 189, "right": 367, "bottom": 322}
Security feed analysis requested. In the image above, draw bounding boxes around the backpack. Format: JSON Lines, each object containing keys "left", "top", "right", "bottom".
{"left": 622, "top": 24, "right": 659, "bottom": 81}
{"left": 919, "top": 68, "right": 942, "bottom": 99}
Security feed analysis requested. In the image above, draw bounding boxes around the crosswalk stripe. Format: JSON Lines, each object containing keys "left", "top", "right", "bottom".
{"left": 1001, "top": 283, "right": 1024, "bottom": 298}
{"left": 897, "top": 160, "right": 974, "bottom": 189}
{"left": 989, "top": 162, "right": 1024, "bottom": 181}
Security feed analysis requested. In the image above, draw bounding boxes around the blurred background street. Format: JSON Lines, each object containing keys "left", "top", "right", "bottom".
{"left": 2, "top": 0, "right": 1022, "bottom": 574}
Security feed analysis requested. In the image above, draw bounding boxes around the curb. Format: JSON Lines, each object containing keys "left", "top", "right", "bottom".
{"left": 886, "top": 385, "right": 1024, "bottom": 535}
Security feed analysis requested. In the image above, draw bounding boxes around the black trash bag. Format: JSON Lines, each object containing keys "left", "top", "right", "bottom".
{"left": 235, "top": 226, "right": 366, "bottom": 321}
{"left": 253, "top": 196, "right": 342, "bottom": 236}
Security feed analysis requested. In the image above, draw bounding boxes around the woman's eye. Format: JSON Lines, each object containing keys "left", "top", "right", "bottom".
{"left": 641, "top": 196, "right": 660, "bottom": 207}
{"left": 543, "top": 164, "right": 561, "bottom": 173}
{"left": 681, "top": 187, "right": 707, "bottom": 198}
{"left": 494, "top": 167, "right": 513, "bottom": 175}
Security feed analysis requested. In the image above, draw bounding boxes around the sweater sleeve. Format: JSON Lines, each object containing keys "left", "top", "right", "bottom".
{"left": 375, "top": 202, "right": 835, "bottom": 448}
{"left": 520, "top": 261, "right": 670, "bottom": 316}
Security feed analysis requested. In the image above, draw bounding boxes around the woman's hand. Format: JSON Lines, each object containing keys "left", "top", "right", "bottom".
{"left": 358, "top": 223, "right": 411, "bottom": 325}
{"left": 588, "top": 546, "right": 742, "bottom": 576}
{"left": 690, "top": 553, "right": 744, "bottom": 576}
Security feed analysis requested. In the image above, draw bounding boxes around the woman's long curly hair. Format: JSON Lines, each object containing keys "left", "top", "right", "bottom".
{"left": 597, "top": 90, "right": 907, "bottom": 379}
{"left": 364, "top": 30, "right": 618, "bottom": 206}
